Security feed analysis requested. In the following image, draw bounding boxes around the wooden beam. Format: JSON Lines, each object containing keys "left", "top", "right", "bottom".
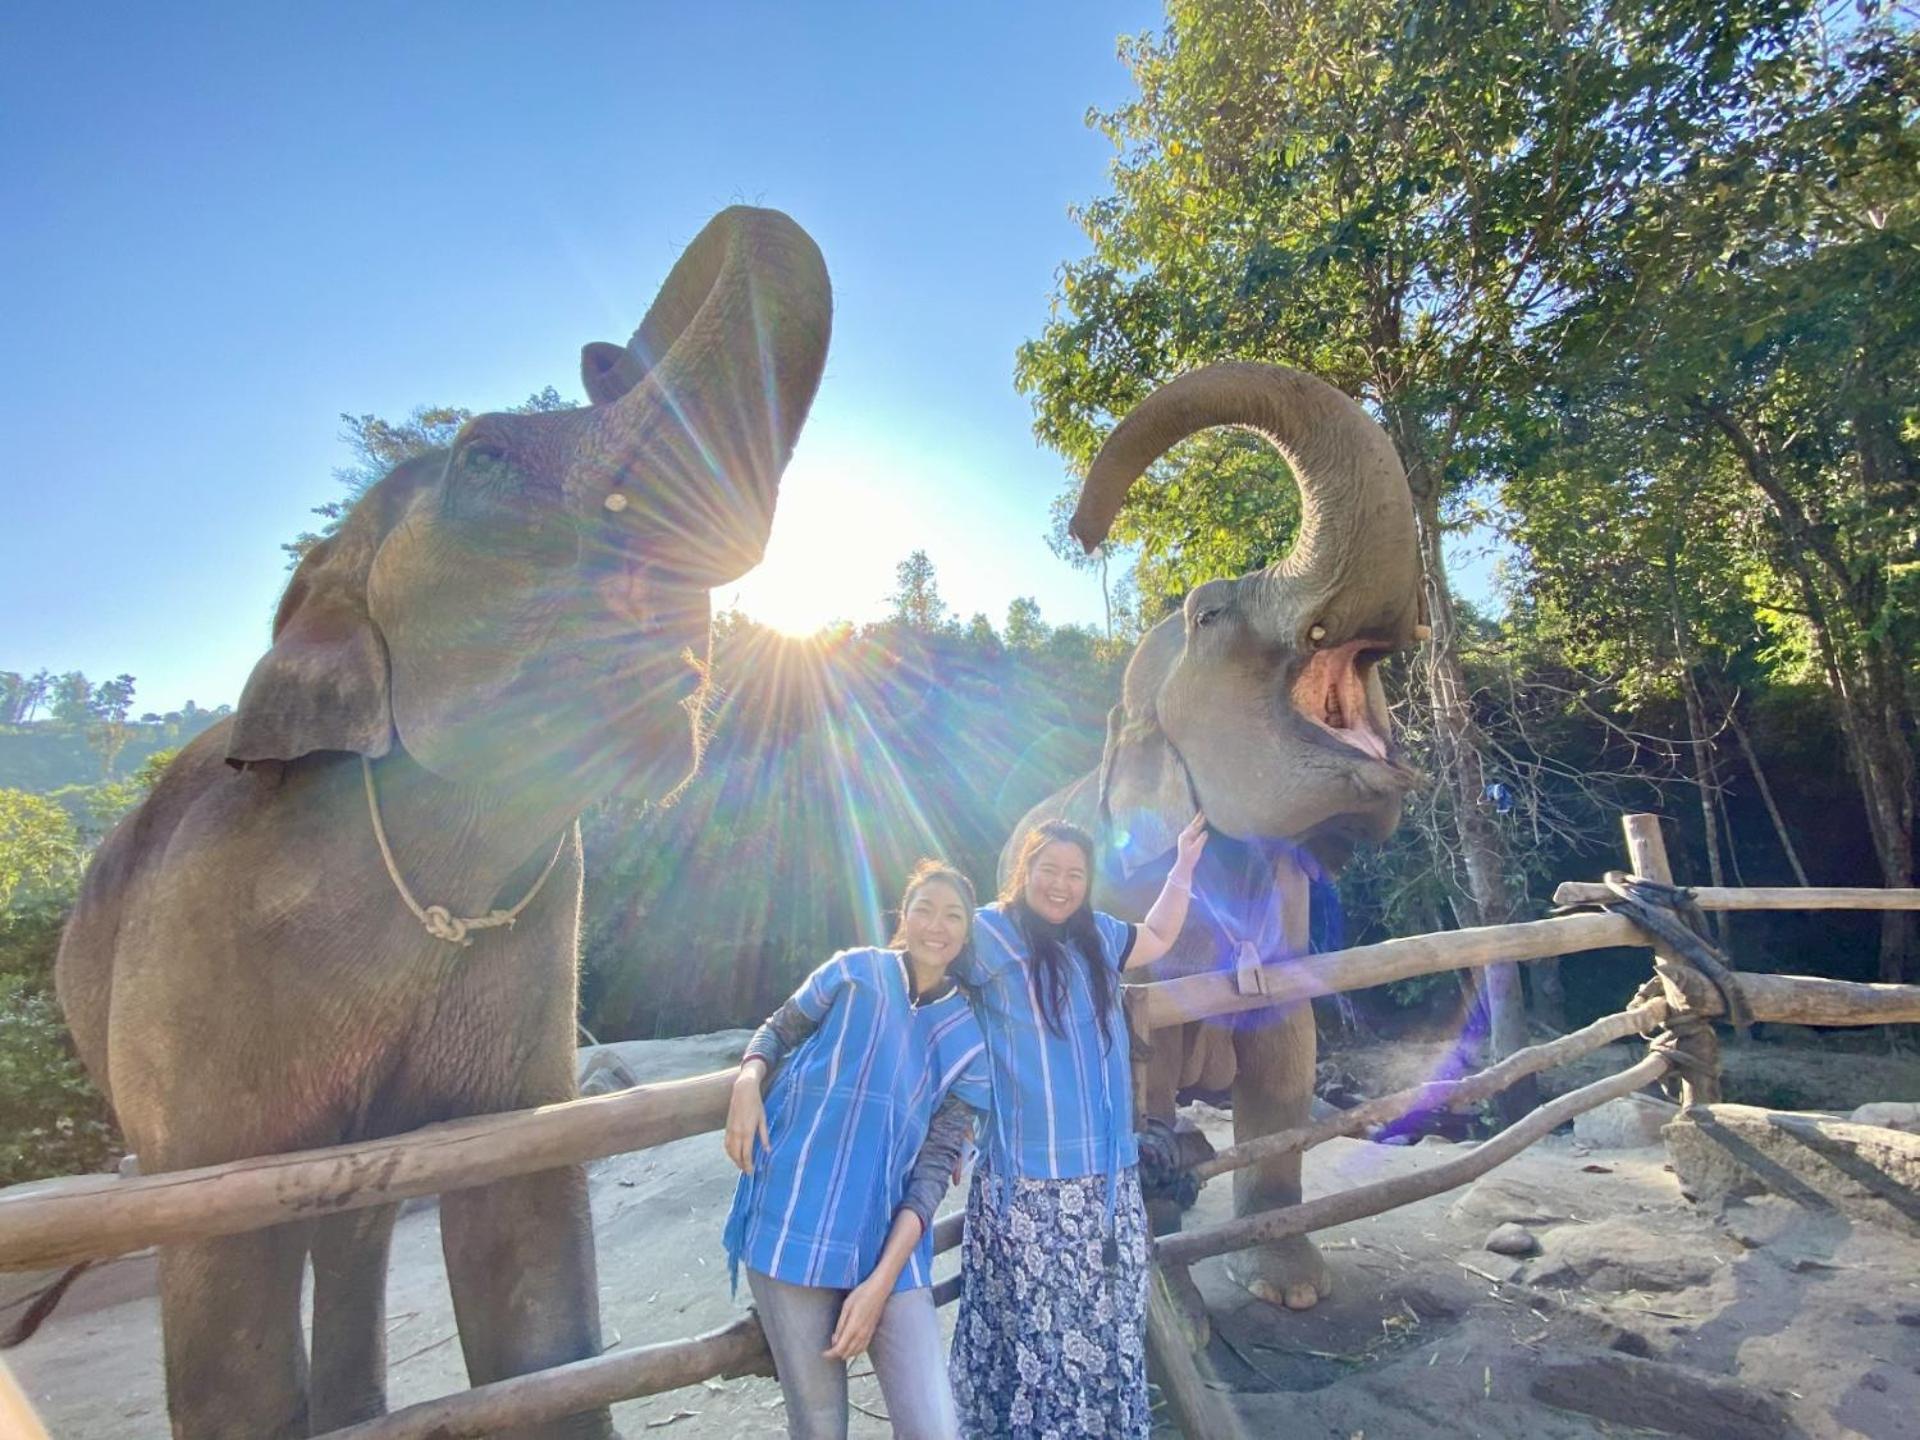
{"left": 1714, "top": 971, "right": 1920, "bottom": 1026}
{"left": 1552, "top": 882, "right": 1920, "bottom": 912}
{"left": 317, "top": 1315, "right": 772, "bottom": 1440}
{"left": 1130, "top": 910, "right": 1646, "bottom": 1032}
{"left": 0, "top": 1069, "right": 736, "bottom": 1273}
{"left": 1156, "top": 1053, "right": 1671, "bottom": 1267}
{"left": 1623, "top": 814, "right": 1720, "bottom": 1104}
{"left": 1191, "top": 1000, "right": 1670, "bottom": 1182}
{"left": 1145, "top": 1265, "right": 1247, "bottom": 1439}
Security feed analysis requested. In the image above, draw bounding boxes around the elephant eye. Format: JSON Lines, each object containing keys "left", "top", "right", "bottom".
{"left": 461, "top": 441, "right": 510, "bottom": 469}
{"left": 1194, "top": 606, "right": 1223, "bottom": 628}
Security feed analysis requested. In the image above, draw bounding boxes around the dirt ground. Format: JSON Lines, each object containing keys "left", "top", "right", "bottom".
{"left": 12, "top": 1028, "right": 1920, "bottom": 1439}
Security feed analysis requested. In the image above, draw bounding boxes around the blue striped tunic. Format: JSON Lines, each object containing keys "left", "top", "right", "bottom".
{"left": 723, "top": 947, "right": 989, "bottom": 1293}
{"left": 955, "top": 907, "right": 1138, "bottom": 1197}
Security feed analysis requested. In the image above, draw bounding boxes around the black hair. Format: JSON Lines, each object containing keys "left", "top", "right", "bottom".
{"left": 999, "top": 820, "right": 1116, "bottom": 1050}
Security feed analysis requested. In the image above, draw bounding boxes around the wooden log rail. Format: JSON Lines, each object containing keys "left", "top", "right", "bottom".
{"left": 1552, "top": 882, "right": 1920, "bottom": 912}
{"left": 9, "top": 913, "right": 1920, "bottom": 1273}
{"left": 1156, "top": 1052, "right": 1673, "bottom": 1267}
{"left": 0, "top": 1071, "right": 734, "bottom": 1274}
{"left": 1191, "top": 998, "right": 1670, "bottom": 1182}
{"left": 324, "top": 1316, "right": 772, "bottom": 1440}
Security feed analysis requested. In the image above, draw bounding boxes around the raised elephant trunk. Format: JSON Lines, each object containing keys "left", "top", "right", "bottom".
{"left": 1069, "top": 362, "right": 1420, "bottom": 650}
{"left": 577, "top": 206, "right": 832, "bottom": 586}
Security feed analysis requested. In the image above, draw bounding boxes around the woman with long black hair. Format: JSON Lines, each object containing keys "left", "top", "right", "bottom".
{"left": 949, "top": 815, "right": 1206, "bottom": 1438}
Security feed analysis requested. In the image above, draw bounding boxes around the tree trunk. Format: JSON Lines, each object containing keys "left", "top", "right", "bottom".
{"left": 1705, "top": 403, "right": 1918, "bottom": 983}
{"left": 1713, "top": 681, "right": 1811, "bottom": 887}
{"left": 1403, "top": 473, "right": 1536, "bottom": 1108}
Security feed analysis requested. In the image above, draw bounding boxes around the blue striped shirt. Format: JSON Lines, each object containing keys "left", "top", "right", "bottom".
{"left": 955, "top": 907, "right": 1138, "bottom": 1187}
{"left": 723, "top": 948, "right": 988, "bottom": 1292}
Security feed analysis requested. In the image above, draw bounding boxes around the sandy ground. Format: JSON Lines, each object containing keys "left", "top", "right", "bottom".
{"left": 12, "top": 1030, "right": 1920, "bottom": 1439}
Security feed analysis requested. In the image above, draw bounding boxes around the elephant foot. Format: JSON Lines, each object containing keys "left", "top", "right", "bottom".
{"left": 1226, "top": 1233, "right": 1332, "bottom": 1312}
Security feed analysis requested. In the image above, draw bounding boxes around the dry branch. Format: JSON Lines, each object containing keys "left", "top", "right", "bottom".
{"left": 318, "top": 1315, "right": 772, "bottom": 1440}
{"left": 1155, "top": 1053, "right": 1671, "bottom": 1267}
{"left": 1192, "top": 1000, "right": 1670, "bottom": 1182}
{"left": 0, "top": 1070, "right": 736, "bottom": 1273}
{"left": 1551, "top": 883, "right": 1920, "bottom": 912}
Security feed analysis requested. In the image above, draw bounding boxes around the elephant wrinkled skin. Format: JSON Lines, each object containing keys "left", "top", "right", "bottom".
{"left": 53, "top": 207, "right": 832, "bottom": 1439}
{"left": 1005, "top": 362, "right": 1422, "bottom": 1316}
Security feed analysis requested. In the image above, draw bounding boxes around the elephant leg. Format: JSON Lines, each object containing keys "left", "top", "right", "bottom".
{"left": 1225, "top": 1005, "right": 1331, "bottom": 1311}
{"left": 441, "top": 1165, "right": 617, "bottom": 1439}
{"left": 159, "top": 1223, "right": 311, "bottom": 1439}
{"left": 310, "top": 1203, "right": 399, "bottom": 1430}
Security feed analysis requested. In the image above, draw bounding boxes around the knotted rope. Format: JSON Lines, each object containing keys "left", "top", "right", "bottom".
{"left": 1596, "top": 871, "right": 1753, "bottom": 1037}
{"left": 362, "top": 756, "right": 569, "bottom": 947}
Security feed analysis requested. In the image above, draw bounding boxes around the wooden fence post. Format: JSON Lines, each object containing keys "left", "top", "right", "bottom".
{"left": 1622, "top": 814, "right": 1723, "bottom": 1106}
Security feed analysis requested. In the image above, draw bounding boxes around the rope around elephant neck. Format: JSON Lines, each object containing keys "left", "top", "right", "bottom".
{"left": 361, "top": 756, "right": 569, "bottom": 947}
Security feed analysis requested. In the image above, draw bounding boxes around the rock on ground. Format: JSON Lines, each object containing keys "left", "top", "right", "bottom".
{"left": 1571, "top": 1092, "right": 1678, "bottom": 1149}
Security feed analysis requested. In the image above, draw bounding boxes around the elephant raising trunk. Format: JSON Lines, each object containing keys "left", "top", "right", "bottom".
{"left": 54, "top": 208, "right": 830, "bottom": 1439}
{"left": 1008, "top": 362, "right": 1423, "bottom": 1315}
{"left": 1073, "top": 358, "right": 1421, "bottom": 668}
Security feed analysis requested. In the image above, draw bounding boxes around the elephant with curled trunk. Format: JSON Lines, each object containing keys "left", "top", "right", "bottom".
{"left": 53, "top": 207, "right": 831, "bottom": 1439}
{"left": 1003, "top": 362, "right": 1421, "bottom": 1315}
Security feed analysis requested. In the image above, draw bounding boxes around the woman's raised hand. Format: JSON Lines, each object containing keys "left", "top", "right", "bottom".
{"left": 724, "top": 1060, "right": 772, "bottom": 1174}
{"left": 1172, "top": 812, "right": 1209, "bottom": 880}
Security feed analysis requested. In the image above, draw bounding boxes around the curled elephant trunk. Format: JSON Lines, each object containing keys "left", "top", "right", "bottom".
{"left": 1069, "top": 362, "right": 1420, "bottom": 648}
{"left": 578, "top": 206, "right": 833, "bottom": 586}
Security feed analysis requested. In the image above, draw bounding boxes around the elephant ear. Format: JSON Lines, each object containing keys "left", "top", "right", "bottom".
{"left": 1098, "top": 704, "right": 1197, "bottom": 879}
{"left": 226, "top": 457, "right": 431, "bottom": 767}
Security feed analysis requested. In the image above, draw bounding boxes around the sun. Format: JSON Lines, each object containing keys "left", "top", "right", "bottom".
{"left": 724, "top": 446, "right": 905, "bottom": 637}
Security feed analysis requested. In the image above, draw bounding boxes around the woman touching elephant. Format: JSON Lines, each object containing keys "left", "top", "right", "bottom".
{"left": 722, "top": 861, "right": 990, "bottom": 1440}
{"left": 949, "top": 815, "right": 1206, "bottom": 1440}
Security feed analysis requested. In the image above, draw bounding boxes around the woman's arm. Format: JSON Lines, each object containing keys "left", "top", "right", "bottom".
{"left": 1125, "top": 813, "right": 1209, "bottom": 971}
{"left": 724, "top": 963, "right": 842, "bottom": 1174}
{"left": 823, "top": 1208, "right": 923, "bottom": 1360}
{"left": 896, "top": 1093, "right": 974, "bottom": 1232}
{"left": 822, "top": 1092, "right": 974, "bottom": 1358}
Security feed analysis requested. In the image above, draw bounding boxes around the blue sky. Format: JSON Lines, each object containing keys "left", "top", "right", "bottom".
{"left": 2, "top": 3, "right": 1499, "bottom": 716}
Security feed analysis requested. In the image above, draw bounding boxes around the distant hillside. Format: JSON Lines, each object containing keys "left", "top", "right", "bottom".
{"left": 0, "top": 714, "right": 225, "bottom": 795}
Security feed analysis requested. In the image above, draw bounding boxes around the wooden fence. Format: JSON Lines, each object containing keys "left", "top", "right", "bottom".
{"left": 4, "top": 813, "right": 1917, "bottom": 1439}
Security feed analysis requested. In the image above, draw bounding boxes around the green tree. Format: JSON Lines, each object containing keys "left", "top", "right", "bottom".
{"left": 0, "top": 789, "right": 83, "bottom": 910}
{"left": 1004, "top": 596, "right": 1048, "bottom": 651}
{"left": 284, "top": 386, "right": 574, "bottom": 564}
{"left": 889, "top": 550, "right": 951, "bottom": 631}
{"left": 49, "top": 671, "right": 93, "bottom": 724}
{"left": 1527, "top": 11, "right": 1919, "bottom": 977}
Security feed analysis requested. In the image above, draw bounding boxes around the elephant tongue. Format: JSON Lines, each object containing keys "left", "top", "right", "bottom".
{"left": 1290, "top": 643, "right": 1390, "bottom": 762}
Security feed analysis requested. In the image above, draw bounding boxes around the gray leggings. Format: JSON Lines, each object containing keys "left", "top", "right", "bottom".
{"left": 746, "top": 1268, "right": 958, "bottom": 1439}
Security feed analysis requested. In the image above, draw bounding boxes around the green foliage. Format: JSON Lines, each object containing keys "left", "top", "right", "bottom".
{"left": 0, "top": 789, "right": 82, "bottom": 910}
{"left": 283, "top": 386, "right": 575, "bottom": 564}
{"left": 0, "top": 786, "right": 122, "bottom": 1182}
{"left": 888, "top": 549, "right": 951, "bottom": 631}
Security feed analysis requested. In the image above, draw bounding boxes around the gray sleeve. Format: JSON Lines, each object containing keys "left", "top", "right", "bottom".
{"left": 742, "top": 996, "right": 823, "bottom": 1076}
{"left": 897, "top": 1093, "right": 974, "bottom": 1234}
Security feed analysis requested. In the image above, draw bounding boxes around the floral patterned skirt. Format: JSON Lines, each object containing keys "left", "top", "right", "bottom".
{"left": 949, "top": 1164, "right": 1150, "bottom": 1439}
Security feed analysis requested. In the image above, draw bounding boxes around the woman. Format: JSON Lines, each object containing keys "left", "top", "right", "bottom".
{"left": 723, "top": 861, "right": 990, "bottom": 1440}
{"left": 950, "top": 815, "right": 1207, "bottom": 1439}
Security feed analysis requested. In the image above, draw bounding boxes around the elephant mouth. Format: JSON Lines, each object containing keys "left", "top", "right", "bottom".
{"left": 1288, "top": 641, "right": 1392, "bottom": 763}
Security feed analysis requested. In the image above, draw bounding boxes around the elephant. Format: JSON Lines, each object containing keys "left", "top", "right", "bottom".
{"left": 52, "top": 206, "right": 831, "bottom": 1439}
{"left": 1003, "top": 361, "right": 1422, "bottom": 1316}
